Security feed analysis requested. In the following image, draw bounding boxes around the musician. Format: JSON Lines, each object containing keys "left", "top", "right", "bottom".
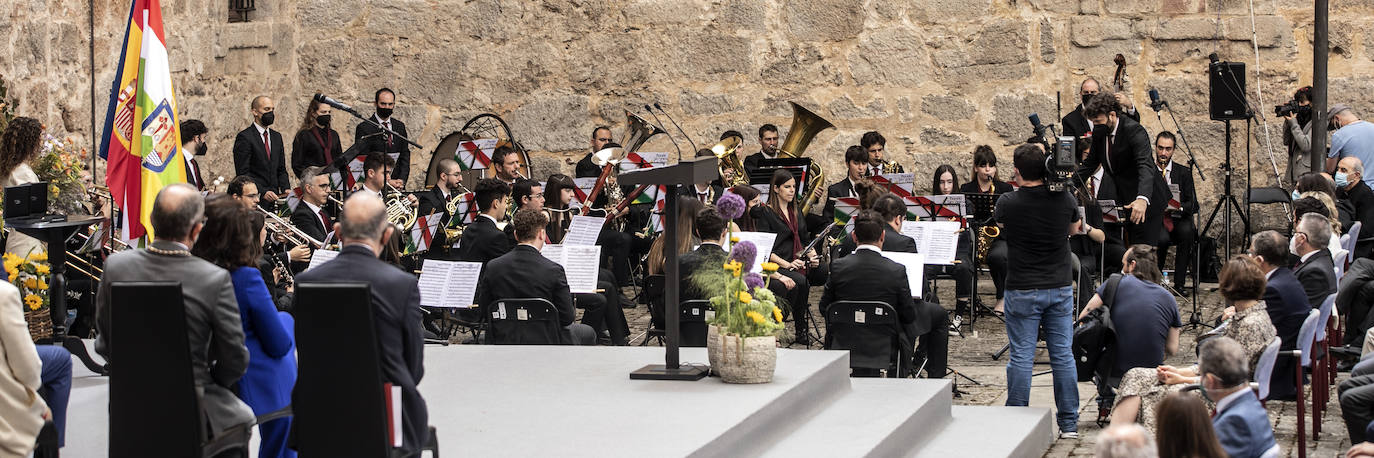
{"left": 455, "top": 179, "right": 512, "bottom": 266}
{"left": 353, "top": 88, "right": 410, "bottom": 188}
{"left": 531, "top": 175, "right": 628, "bottom": 344}
{"left": 573, "top": 139, "right": 637, "bottom": 290}
{"left": 1080, "top": 154, "right": 1127, "bottom": 277}
{"left": 756, "top": 169, "right": 819, "bottom": 346}
{"left": 679, "top": 208, "right": 729, "bottom": 305}
{"left": 1154, "top": 132, "right": 1198, "bottom": 286}
{"left": 821, "top": 145, "right": 870, "bottom": 222}
{"left": 179, "top": 119, "right": 209, "bottom": 190}
{"left": 647, "top": 197, "right": 704, "bottom": 276}
{"left": 1061, "top": 77, "right": 1141, "bottom": 141}
{"left": 512, "top": 178, "right": 544, "bottom": 211}
{"left": 475, "top": 209, "right": 597, "bottom": 345}
{"left": 836, "top": 193, "right": 916, "bottom": 257}
{"left": 1076, "top": 91, "right": 1169, "bottom": 246}
{"left": 927, "top": 165, "right": 977, "bottom": 315}
{"left": 358, "top": 152, "right": 419, "bottom": 207}
{"left": 290, "top": 166, "right": 334, "bottom": 244}
{"left": 291, "top": 98, "right": 345, "bottom": 179}
{"left": 729, "top": 184, "right": 763, "bottom": 232}
{"left": 862, "top": 131, "right": 903, "bottom": 174}
{"left": 961, "top": 145, "right": 1011, "bottom": 314}
{"left": 742, "top": 124, "right": 780, "bottom": 179}
{"left": 294, "top": 192, "right": 429, "bottom": 454}
{"left": 717, "top": 130, "right": 746, "bottom": 186}
{"left": 227, "top": 176, "right": 260, "bottom": 209}
{"left": 417, "top": 158, "right": 464, "bottom": 220}
{"left": 691, "top": 148, "right": 723, "bottom": 205}
{"left": 491, "top": 145, "right": 522, "bottom": 186}
{"left": 543, "top": 174, "right": 578, "bottom": 243}
{"left": 233, "top": 96, "right": 290, "bottom": 206}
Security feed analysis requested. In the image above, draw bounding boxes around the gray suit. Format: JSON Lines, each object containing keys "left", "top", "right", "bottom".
{"left": 95, "top": 240, "right": 254, "bottom": 433}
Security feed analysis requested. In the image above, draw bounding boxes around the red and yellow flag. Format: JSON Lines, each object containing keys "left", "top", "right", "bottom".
{"left": 98, "top": 0, "right": 186, "bottom": 241}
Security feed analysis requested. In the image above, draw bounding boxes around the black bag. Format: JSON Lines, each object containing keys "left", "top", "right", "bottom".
{"left": 1198, "top": 236, "right": 1222, "bottom": 283}
{"left": 1073, "top": 274, "right": 1122, "bottom": 382}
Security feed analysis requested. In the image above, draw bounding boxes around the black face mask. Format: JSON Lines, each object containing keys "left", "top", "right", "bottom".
{"left": 1082, "top": 94, "right": 1093, "bottom": 108}
{"left": 195, "top": 141, "right": 208, "bottom": 156}
{"left": 260, "top": 111, "right": 275, "bottom": 127}
{"left": 749, "top": 206, "right": 768, "bottom": 219}
{"left": 377, "top": 107, "right": 393, "bottom": 119}
{"left": 316, "top": 114, "right": 331, "bottom": 127}
{"left": 1092, "top": 123, "right": 1111, "bottom": 138}
{"left": 1296, "top": 106, "right": 1312, "bottom": 126}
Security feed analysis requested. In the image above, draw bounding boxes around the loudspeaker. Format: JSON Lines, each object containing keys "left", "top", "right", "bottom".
{"left": 1209, "top": 61, "right": 1249, "bottom": 120}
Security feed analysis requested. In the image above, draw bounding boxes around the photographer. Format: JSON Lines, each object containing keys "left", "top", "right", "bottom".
{"left": 994, "top": 142, "right": 1083, "bottom": 439}
{"left": 1281, "top": 86, "right": 1314, "bottom": 183}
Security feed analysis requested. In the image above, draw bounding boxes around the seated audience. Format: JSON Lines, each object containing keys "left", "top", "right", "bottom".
{"left": 193, "top": 200, "right": 298, "bottom": 458}
{"left": 1076, "top": 245, "right": 1180, "bottom": 423}
{"left": 0, "top": 279, "right": 53, "bottom": 457}
{"left": 1293, "top": 213, "right": 1338, "bottom": 307}
{"left": 1110, "top": 256, "right": 1276, "bottom": 433}
{"left": 1154, "top": 392, "right": 1227, "bottom": 458}
{"left": 1336, "top": 156, "right": 1374, "bottom": 258}
{"left": 1249, "top": 230, "right": 1311, "bottom": 401}
{"left": 1294, "top": 195, "right": 1347, "bottom": 263}
{"left": 1201, "top": 336, "right": 1280, "bottom": 458}
{"left": 475, "top": 209, "right": 597, "bottom": 345}
{"left": 1093, "top": 423, "right": 1156, "bottom": 458}
{"left": 1340, "top": 355, "right": 1374, "bottom": 443}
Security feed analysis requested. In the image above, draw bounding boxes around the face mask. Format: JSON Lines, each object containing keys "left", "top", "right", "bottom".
{"left": 377, "top": 107, "right": 394, "bottom": 119}
{"left": 1289, "top": 234, "right": 1301, "bottom": 255}
{"left": 1291, "top": 190, "right": 1301, "bottom": 201}
{"left": 1082, "top": 94, "right": 1093, "bottom": 107}
{"left": 1335, "top": 171, "right": 1350, "bottom": 188}
{"left": 260, "top": 111, "right": 275, "bottom": 127}
{"left": 316, "top": 114, "right": 331, "bottom": 127}
{"left": 195, "top": 141, "right": 208, "bottom": 156}
{"left": 1297, "top": 106, "right": 1313, "bottom": 126}
{"left": 749, "top": 206, "right": 767, "bottom": 219}
{"left": 1091, "top": 124, "right": 1111, "bottom": 138}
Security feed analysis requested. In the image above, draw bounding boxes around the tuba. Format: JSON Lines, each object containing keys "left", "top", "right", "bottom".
{"left": 711, "top": 135, "right": 747, "bottom": 187}
{"left": 779, "top": 102, "right": 835, "bottom": 215}
{"left": 581, "top": 111, "right": 664, "bottom": 216}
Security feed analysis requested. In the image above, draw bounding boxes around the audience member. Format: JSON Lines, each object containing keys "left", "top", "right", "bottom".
{"left": 1093, "top": 423, "right": 1157, "bottom": 458}
{"left": 1327, "top": 104, "right": 1374, "bottom": 186}
{"left": 1293, "top": 213, "right": 1339, "bottom": 306}
{"left": 1295, "top": 194, "right": 1347, "bottom": 261}
{"left": 1336, "top": 156, "right": 1374, "bottom": 258}
{"left": 475, "top": 209, "right": 597, "bottom": 345}
{"left": 1249, "top": 230, "right": 1311, "bottom": 400}
{"left": 0, "top": 279, "right": 53, "bottom": 457}
{"left": 1340, "top": 357, "right": 1374, "bottom": 443}
{"left": 1154, "top": 392, "right": 1227, "bottom": 458}
{"left": 1201, "top": 336, "right": 1280, "bottom": 458}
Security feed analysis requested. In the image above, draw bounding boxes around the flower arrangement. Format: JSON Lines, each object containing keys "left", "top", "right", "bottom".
{"left": 693, "top": 191, "right": 786, "bottom": 339}
{"left": 34, "top": 133, "right": 92, "bottom": 215}
{"left": 0, "top": 75, "right": 14, "bottom": 133}
{"left": 4, "top": 251, "right": 52, "bottom": 341}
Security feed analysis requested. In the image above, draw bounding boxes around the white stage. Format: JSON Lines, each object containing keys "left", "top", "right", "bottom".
{"left": 64, "top": 342, "right": 1052, "bottom": 457}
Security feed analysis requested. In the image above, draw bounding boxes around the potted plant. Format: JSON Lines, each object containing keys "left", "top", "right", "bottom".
{"left": 5, "top": 251, "right": 52, "bottom": 342}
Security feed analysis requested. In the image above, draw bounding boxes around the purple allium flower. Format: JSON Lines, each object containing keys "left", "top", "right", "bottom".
{"left": 743, "top": 272, "right": 765, "bottom": 292}
{"left": 716, "top": 192, "right": 747, "bottom": 220}
{"left": 729, "top": 240, "right": 757, "bottom": 272}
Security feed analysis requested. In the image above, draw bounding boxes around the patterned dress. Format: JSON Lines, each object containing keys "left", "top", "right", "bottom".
{"left": 1114, "top": 301, "right": 1277, "bottom": 433}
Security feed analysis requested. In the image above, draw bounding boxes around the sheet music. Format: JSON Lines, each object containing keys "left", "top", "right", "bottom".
{"left": 899, "top": 221, "right": 961, "bottom": 265}
{"left": 1098, "top": 199, "right": 1120, "bottom": 223}
{"left": 880, "top": 251, "right": 926, "bottom": 298}
{"left": 730, "top": 231, "right": 777, "bottom": 273}
{"left": 873, "top": 173, "right": 914, "bottom": 195}
{"left": 1167, "top": 184, "right": 1182, "bottom": 212}
{"left": 306, "top": 249, "right": 339, "bottom": 271}
{"left": 561, "top": 245, "right": 602, "bottom": 294}
{"left": 417, "top": 260, "right": 453, "bottom": 307}
{"left": 417, "top": 260, "right": 483, "bottom": 308}
{"left": 563, "top": 215, "right": 604, "bottom": 247}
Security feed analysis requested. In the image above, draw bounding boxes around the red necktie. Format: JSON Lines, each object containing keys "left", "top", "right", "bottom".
{"left": 263, "top": 130, "right": 271, "bottom": 160}
{"left": 318, "top": 209, "right": 331, "bottom": 231}
{"left": 384, "top": 120, "right": 393, "bottom": 149}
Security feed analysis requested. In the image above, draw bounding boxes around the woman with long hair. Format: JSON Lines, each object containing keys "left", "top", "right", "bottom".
{"left": 542, "top": 173, "right": 578, "bottom": 243}
{"left": 1154, "top": 392, "right": 1228, "bottom": 458}
{"left": 290, "top": 98, "right": 344, "bottom": 179}
{"left": 646, "top": 196, "right": 703, "bottom": 276}
{"left": 191, "top": 198, "right": 297, "bottom": 458}
{"left": 755, "top": 169, "right": 819, "bottom": 346}
{"left": 929, "top": 165, "right": 977, "bottom": 315}
{"left": 0, "top": 117, "right": 44, "bottom": 257}
{"left": 959, "top": 145, "right": 1011, "bottom": 314}
{"left": 728, "top": 184, "right": 761, "bottom": 232}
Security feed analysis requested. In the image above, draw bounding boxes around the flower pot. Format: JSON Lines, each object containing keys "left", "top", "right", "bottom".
{"left": 707, "top": 324, "right": 724, "bottom": 372}
{"left": 716, "top": 333, "right": 777, "bottom": 384}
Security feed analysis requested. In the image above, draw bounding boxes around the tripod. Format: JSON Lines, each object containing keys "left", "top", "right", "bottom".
{"left": 1200, "top": 118, "right": 1252, "bottom": 266}
{"left": 1151, "top": 95, "right": 1212, "bottom": 331}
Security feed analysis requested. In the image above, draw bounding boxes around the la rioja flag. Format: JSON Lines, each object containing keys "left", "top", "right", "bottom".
{"left": 98, "top": 0, "right": 187, "bottom": 241}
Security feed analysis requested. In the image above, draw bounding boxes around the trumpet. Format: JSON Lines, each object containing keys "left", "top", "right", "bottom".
{"left": 255, "top": 206, "right": 325, "bottom": 248}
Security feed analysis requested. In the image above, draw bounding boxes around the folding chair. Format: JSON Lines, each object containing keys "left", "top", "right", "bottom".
{"left": 485, "top": 298, "right": 563, "bottom": 345}
{"left": 1252, "top": 339, "right": 1281, "bottom": 404}
{"left": 295, "top": 283, "right": 439, "bottom": 457}
{"left": 1316, "top": 293, "right": 1337, "bottom": 387}
{"left": 108, "top": 282, "right": 251, "bottom": 458}
{"left": 1296, "top": 308, "right": 1323, "bottom": 443}
{"left": 823, "top": 301, "right": 911, "bottom": 378}
{"left": 679, "top": 300, "right": 713, "bottom": 348}
{"left": 1247, "top": 187, "right": 1292, "bottom": 235}
{"left": 638, "top": 275, "right": 666, "bottom": 346}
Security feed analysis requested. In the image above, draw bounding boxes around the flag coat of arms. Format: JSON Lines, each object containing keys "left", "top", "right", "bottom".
{"left": 98, "top": 0, "right": 186, "bottom": 241}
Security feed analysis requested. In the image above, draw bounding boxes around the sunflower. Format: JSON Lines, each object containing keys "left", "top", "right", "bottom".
{"left": 23, "top": 294, "right": 42, "bottom": 310}
{"left": 746, "top": 311, "right": 765, "bottom": 324}
{"left": 772, "top": 306, "right": 783, "bottom": 323}
{"left": 729, "top": 235, "right": 740, "bottom": 243}
{"left": 22, "top": 277, "right": 38, "bottom": 290}
{"left": 33, "top": 264, "right": 49, "bottom": 275}
{"left": 737, "top": 291, "right": 753, "bottom": 304}
{"left": 26, "top": 252, "right": 46, "bottom": 263}
{"left": 760, "top": 262, "right": 779, "bottom": 273}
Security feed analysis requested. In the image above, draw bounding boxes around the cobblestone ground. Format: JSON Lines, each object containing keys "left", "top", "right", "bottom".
{"left": 494, "top": 273, "right": 1355, "bottom": 456}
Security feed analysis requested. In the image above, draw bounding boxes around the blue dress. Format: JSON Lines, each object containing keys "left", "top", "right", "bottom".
{"left": 230, "top": 266, "right": 297, "bottom": 458}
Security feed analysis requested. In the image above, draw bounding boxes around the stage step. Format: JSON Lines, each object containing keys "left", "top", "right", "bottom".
{"left": 912, "top": 405, "right": 1054, "bottom": 458}
{"left": 758, "top": 378, "right": 952, "bottom": 458}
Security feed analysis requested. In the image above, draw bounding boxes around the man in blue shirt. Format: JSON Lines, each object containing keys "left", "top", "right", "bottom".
{"left": 1326, "top": 104, "right": 1374, "bottom": 187}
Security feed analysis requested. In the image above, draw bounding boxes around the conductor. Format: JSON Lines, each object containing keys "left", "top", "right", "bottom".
{"left": 1075, "top": 92, "right": 1169, "bottom": 245}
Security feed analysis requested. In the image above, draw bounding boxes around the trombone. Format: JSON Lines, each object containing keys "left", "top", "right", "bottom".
{"left": 255, "top": 206, "right": 325, "bottom": 248}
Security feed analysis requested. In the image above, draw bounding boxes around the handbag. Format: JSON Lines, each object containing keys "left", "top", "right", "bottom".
{"left": 1073, "top": 273, "right": 1123, "bottom": 382}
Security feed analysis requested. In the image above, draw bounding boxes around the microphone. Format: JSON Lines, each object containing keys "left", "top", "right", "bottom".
{"left": 644, "top": 104, "right": 683, "bottom": 161}
{"left": 1148, "top": 89, "right": 1166, "bottom": 111}
{"left": 1208, "top": 52, "right": 1220, "bottom": 64}
{"left": 655, "top": 102, "right": 698, "bottom": 156}
{"left": 313, "top": 93, "right": 356, "bottom": 113}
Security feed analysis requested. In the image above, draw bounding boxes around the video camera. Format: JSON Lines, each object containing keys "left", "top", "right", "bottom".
{"left": 1274, "top": 99, "right": 1311, "bottom": 118}
{"left": 1029, "top": 114, "right": 1078, "bottom": 192}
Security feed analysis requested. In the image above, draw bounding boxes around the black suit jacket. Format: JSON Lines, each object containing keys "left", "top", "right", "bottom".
{"left": 456, "top": 216, "right": 511, "bottom": 266}
{"left": 1061, "top": 104, "right": 1141, "bottom": 140}
{"left": 822, "top": 177, "right": 861, "bottom": 222}
{"left": 354, "top": 114, "right": 411, "bottom": 183}
{"left": 475, "top": 245, "right": 576, "bottom": 327}
{"left": 1340, "top": 181, "right": 1374, "bottom": 258}
{"left": 1075, "top": 116, "right": 1167, "bottom": 208}
{"left": 233, "top": 125, "right": 291, "bottom": 195}
{"left": 819, "top": 249, "right": 926, "bottom": 337}
{"left": 290, "top": 127, "right": 345, "bottom": 179}
{"left": 290, "top": 202, "right": 330, "bottom": 244}
{"left": 415, "top": 187, "right": 455, "bottom": 257}
{"left": 679, "top": 243, "right": 728, "bottom": 302}
{"left": 742, "top": 151, "right": 778, "bottom": 182}
{"left": 1265, "top": 267, "right": 1311, "bottom": 401}
{"left": 1295, "top": 249, "right": 1338, "bottom": 308}
{"left": 755, "top": 206, "right": 810, "bottom": 262}
{"left": 1164, "top": 162, "right": 1199, "bottom": 217}
{"left": 689, "top": 184, "right": 723, "bottom": 206}
{"left": 295, "top": 245, "right": 426, "bottom": 453}
{"left": 837, "top": 226, "right": 917, "bottom": 258}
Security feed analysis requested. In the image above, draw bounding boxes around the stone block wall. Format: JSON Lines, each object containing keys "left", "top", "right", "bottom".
{"left": 6, "top": 0, "right": 1374, "bottom": 239}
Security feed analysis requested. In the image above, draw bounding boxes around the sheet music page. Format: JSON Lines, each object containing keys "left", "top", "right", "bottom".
{"left": 905, "top": 221, "right": 960, "bottom": 265}
{"left": 306, "top": 249, "right": 339, "bottom": 271}
{"left": 446, "top": 262, "right": 483, "bottom": 308}
{"left": 874, "top": 173, "right": 914, "bottom": 194}
{"left": 1168, "top": 183, "right": 1182, "bottom": 212}
{"left": 730, "top": 231, "right": 777, "bottom": 273}
{"left": 540, "top": 244, "right": 565, "bottom": 264}
{"left": 880, "top": 251, "right": 926, "bottom": 298}
{"left": 560, "top": 245, "right": 602, "bottom": 294}
{"left": 899, "top": 220, "right": 926, "bottom": 242}
{"left": 563, "top": 215, "right": 605, "bottom": 247}
{"left": 1098, "top": 200, "right": 1120, "bottom": 222}
{"left": 417, "top": 260, "right": 454, "bottom": 307}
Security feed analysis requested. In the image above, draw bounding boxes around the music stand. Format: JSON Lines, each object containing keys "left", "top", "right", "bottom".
{"left": 752, "top": 157, "right": 812, "bottom": 189}
{"left": 9, "top": 215, "right": 107, "bottom": 374}
{"left": 624, "top": 157, "right": 718, "bottom": 381}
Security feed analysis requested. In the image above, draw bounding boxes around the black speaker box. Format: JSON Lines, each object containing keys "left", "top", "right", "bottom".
{"left": 1209, "top": 61, "right": 1249, "bottom": 120}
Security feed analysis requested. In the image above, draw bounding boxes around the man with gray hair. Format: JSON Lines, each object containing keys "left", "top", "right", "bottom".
{"left": 296, "top": 192, "right": 430, "bottom": 455}
{"left": 94, "top": 183, "right": 254, "bottom": 435}
{"left": 1247, "top": 230, "right": 1309, "bottom": 400}
{"left": 1293, "top": 213, "right": 1338, "bottom": 308}
{"left": 1326, "top": 104, "right": 1374, "bottom": 186}
{"left": 1199, "top": 336, "right": 1278, "bottom": 458}
{"left": 1093, "top": 423, "right": 1157, "bottom": 458}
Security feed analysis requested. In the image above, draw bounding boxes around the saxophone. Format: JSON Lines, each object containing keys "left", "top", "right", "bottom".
{"left": 442, "top": 183, "right": 473, "bottom": 243}
{"left": 975, "top": 225, "right": 1000, "bottom": 266}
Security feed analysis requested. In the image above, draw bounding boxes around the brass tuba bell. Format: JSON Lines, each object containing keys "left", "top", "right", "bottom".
{"left": 778, "top": 102, "right": 836, "bottom": 215}
{"left": 711, "top": 135, "right": 747, "bottom": 187}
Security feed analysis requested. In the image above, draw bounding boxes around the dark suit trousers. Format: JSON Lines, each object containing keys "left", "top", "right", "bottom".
{"left": 1158, "top": 216, "right": 1196, "bottom": 282}
{"left": 1342, "top": 259, "right": 1374, "bottom": 347}
{"left": 1340, "top": 373, "right": 1374, "bottom": 443}
{"left": 772, "top": 269, "right": 811, "bottom": 340}
{"left": 988, "top": 240, "right": 1008, "bottom": 299}
{"left": 598, "top": 227, "right": 633, "bottom": 286}
{"left": 913, "top": 301, "right": 948, "bottom": 378}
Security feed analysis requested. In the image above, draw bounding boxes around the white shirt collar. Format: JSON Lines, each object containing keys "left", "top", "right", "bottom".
{"left": 1264, "top": 267, "right": 1277, "bottom": 280}
{"left": 1214, "top": 387, "right": 1255, "bottom": 415}
{"left": 375, "top": 113, "right": 391, "bottom": 124}
{"left": 855, "top": 244, "right": 882, "bottom": 254}
{"left": 361, "top": 182, "right": 383, "bottom": 194}
{"left": 254, "top": 122, "right": 269, "bottom": 137}
{"left": 700, "top": 241, "right": 722, "bottom": 249}
{"left": 481, "top": 214, "right": 501, "bottom": 225}
{"left": 1300, "top": 249, "right": 1319, "bottom": 263}
{"left": 304, "top": 200, "right": 323, "bottom": 215}
{"left": 1109, "top": 118, "right": 1121, "bottom": 137}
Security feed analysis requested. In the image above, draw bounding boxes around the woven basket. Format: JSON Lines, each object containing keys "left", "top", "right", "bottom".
{"left": 716, "top": 333, "right": 777, "bottom": 384}
{"left": 24, "top": 307, "right": 52, "bottom": 342}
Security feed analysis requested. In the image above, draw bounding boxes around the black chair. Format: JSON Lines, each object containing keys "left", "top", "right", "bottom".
{"left": 108, "top": 282, "right": 251, "bottom": 458}
{"left": 294, "top": 283, "right": 438, "bottom": 458}
{"left": 639, "top": 275, "right": 666, "bottom": 346}
{"left": 679, "top": 300, "right": 714, "bottom": 347}
{"left": 1248, "top": 186, "right": 1292, "bottom": 235}
{"left": 485, "top": 298, "right": 563, "bottom": 345}
{"left": 823, "top": 300, "right": 911, "bottom": 378}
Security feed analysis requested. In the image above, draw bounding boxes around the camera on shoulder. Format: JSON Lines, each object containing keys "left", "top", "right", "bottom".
{"left": 1274, "top": 99, "right": 1310, "bottom": 118}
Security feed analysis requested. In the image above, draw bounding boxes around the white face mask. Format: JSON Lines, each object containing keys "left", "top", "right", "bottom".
{"left": 1289, "top": 235, "right": 1301, "bottom": 255}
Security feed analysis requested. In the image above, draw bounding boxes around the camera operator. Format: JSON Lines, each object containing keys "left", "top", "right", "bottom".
{"left": 995, "top": 142, "right": 1084, "bottom": 439}
{"left": 1075, "top": 92, "right": 1170, "bottom": 246}
{"left": 1280, "top": 86, "right": 1314, "bottom": 183}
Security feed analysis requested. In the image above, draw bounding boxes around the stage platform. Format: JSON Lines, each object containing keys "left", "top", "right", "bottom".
{"left": 64, "top": 342, "right": 1052, "bottom": 457}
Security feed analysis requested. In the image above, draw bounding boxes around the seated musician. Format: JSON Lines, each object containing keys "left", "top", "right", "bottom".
{"left": 512, "top": 178, "right": 544, "bottom": 212}
{"left": 287, "top": 166, "right": 332, "bottom": 272}
{"left": 756, "top": 169, "right": 821, "bottom": 347}
{"left": 729, "top": 184, "right": 763, "bottom": 232}
{"left": 821, "top": 210, "right": 947, "bottom": 378}
{"left": 574, "top": 139, "right": 636, "bottom": 291}
{"left": 490, "top": 145, "right": 522, "bottom": 186}
{"left": 524, "top": 175, "right": 625, "bottom": 345}
{"left": 1154, "top": 132, "right": 1198, "bottom": 287}
{"left": 227, "top": 175, "right": 261, "bottom": 209}
{"left": 1082, "top": 148, "right": 1127, "bottom": 276}
{"left": 691, "top": 148, "right": 723, "bottom": 205}
{"left": 455, "top": 179, "right": 513, "bottom": 266}
{"left": 822, "top": 145, "right": 869, "bottom": 222}
{"left": 680, "top": 207, "right": 730, "bottom": 303}
{"left": 543, "top": 174, "right": 578, "bottom": 242}
{"left": 357, "top": 152, "right": 419, "bottom": 207}
{"left": 862, "top": 131, "right": 903, "bottom": 174}
{"left": 475, "top": 209, "right": 597, "bottom": 345}
{"left": 715, "top": 130, "right": 746, "bottom": 186}
{"left": 647, "top": 197, "right": 704, "bottom": 276}
{"left": 960, "top": 145, "right": 1012, "bottom": 314}
{"left": 929, "top": 165, "right": 977, "bottom": 316}
{"left": 416, "top": 159, "right": 465, "bottom": 260}
{"left": 742, "top": 124, "right": 780, "bottom": 179}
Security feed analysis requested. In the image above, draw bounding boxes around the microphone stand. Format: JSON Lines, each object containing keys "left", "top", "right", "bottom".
{"left": 655, "top": 103, "right": 698, "bottom": 161}
{"left": 1151, "top": 100, "right": 1211, "bottom": 330}
{"left": 643, "top": 105, "right": 682, "bottom": 161}
{"left": 327, "top": 101, "right": 424, "bottom": 149}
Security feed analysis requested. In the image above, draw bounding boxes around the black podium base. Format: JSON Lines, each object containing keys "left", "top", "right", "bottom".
{"left": 629, "top": 364, "right": 709, "bottom": 381}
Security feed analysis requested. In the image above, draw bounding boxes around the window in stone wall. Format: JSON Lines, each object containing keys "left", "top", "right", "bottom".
{"left": 229, "top": 0, "right": 255, "bottom": 23}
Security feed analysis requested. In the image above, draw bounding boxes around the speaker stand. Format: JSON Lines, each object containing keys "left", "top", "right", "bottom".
{"left": 1201, "top": 118, "right": 1252, "bottom": 263}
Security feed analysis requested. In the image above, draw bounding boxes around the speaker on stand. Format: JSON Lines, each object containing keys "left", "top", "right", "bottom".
{"left": 1201, "top": 54, "right": 1253, "bottom": 268}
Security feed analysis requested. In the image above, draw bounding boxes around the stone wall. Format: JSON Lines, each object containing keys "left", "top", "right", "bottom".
{"left": 7, "top": 0, "right": 1374, "bottom": 237}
